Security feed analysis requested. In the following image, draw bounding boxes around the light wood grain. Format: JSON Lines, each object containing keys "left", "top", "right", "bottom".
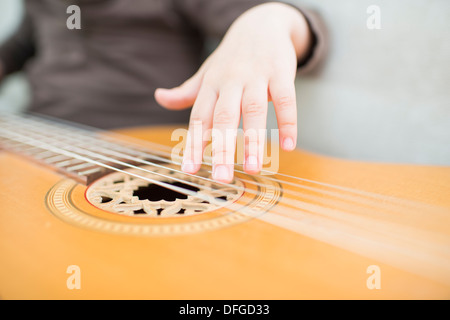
{"left": 0, "top": 126, "right": 449, "bottom": 299}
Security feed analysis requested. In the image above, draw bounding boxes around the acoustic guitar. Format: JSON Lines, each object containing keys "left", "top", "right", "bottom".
{"left": 0, "top": 113, "right": 449, "bottom": 299}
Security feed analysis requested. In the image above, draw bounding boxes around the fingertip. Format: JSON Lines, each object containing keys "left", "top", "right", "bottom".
{"left": 181, "top": 158, "right": 200, "bottom": 174}
{"left": 212, "top": 164, "right": 234, "bottom": 184}
{"left": 281, "top": 137, "right": 296, "bottom": 151}
{"left": 154, "top": 88, "right": 171, "bottom": 108}
{"left": 244, "top": 155, "right": 260, "bottom": 174}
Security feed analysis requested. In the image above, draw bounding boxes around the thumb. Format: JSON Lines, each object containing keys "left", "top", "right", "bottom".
{"left": 155, "top": 71, "right": 203, "bottom": 110}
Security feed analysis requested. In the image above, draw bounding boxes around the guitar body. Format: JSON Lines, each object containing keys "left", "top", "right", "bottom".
{"left": 1, "top": 126, "right": 449, "bottom": 299}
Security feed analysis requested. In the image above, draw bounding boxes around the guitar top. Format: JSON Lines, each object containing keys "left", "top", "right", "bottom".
{"left": 0, "top": 114, "right": 449, "bottom": 299}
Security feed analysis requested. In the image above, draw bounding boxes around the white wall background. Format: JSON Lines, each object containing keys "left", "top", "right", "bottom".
{"left": 271, "top": 0, "right": 450, "bottom": 166}
{"left": 1, "top": 0, "right": 449, "bottom": 165}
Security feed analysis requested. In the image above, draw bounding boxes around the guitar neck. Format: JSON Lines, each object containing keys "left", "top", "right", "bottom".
{"left": 0, "top": 113, "right": 151, "bottom": 185}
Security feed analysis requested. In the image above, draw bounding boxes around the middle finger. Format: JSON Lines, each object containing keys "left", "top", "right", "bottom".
{"left": 211, "top": 84, "right": 243, "bottom": 183}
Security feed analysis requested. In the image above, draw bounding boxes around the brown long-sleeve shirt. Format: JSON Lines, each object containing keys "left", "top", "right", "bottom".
{"left": 0, "top": 0, "right": 325, "bottom": 129}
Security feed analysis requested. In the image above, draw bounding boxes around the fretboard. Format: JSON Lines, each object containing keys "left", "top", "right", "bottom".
{"left": 0, "top": 113, "right": 168, "bottom": 185}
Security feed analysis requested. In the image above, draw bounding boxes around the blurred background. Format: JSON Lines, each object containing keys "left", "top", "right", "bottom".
{"left": 0, "top": 0, "right": 449, "bottom": 165}
{"left": 0, "top": 0, "right": 29, "bottom": 114}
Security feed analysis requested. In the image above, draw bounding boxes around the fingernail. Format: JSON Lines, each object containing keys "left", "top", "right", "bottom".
{"left": 282, "top": 137, "right": 295, "bottom": 150}
{"left": 245, "top": 155, "right": 259, "bottom": 172}
{"left": 213, "top": 165, "right": 231, "bottom": 182}
{"left": 182, "top": 159, "right": 196, "bottom": 173}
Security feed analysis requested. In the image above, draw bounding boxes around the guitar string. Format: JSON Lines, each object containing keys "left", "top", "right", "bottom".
{"left": 1, "top": 124, "right": 450, "bottom": 285}
{"left": 1, "top": 115, "right": 395, "bottom": 206}
{"left": 23, "top": 113, "right": 450, "bottom": 215}
{"left": 3, "top": 112, "right": 439, "bottom": 218}
{"left": 9, "top": 117, "right": 450, "bottom": 235}
{"left": 3, "top": 116, "right": 448, "bottom": 236}
{"left": 26, "top": 111, "right": 446, "bottom": 209}
{"left": 5, "top": 116, "right": 449, "bottom": 233}
{"left": 2, "top": 113, "right": 446, "bottom": 219}
{"left": 2, "top": 112, "right": 431, "bottom": 206}
{"left": 1, "top": 124, "right": 449, "bottom": 251}
{"left": 2, "top": 126, "right": 449, "bottom": 252}
{"left": 2, "top": 115, "right": 449, "bottom": 243}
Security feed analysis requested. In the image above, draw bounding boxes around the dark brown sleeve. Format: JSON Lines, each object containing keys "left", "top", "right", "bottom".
{"left": 173, "top": 0, "right": 272, "bottom": 38}
{"left": 173, "top": 0, "right": 327, "bottom": 75}
{"left": 0, "top": 7, "right": 35, "bottom": 78}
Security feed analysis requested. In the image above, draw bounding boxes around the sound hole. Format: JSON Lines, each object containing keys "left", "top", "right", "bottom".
{"left": 86, "top": 165, "right": 245, "bottom": 217}
{"left": 133, "top": 182, "right": 199, "bottom": 202}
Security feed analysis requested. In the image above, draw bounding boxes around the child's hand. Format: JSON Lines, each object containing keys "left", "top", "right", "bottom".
{"left": 155, "top": 3, "right": 311, "bottom": 183}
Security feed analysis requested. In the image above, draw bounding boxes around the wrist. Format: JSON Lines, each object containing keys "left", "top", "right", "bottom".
{"left": 272, "top": 3, "right": 312, "bottom": 61}
{"left": 242, "top": 3, "right": 312, "bottom": 61}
